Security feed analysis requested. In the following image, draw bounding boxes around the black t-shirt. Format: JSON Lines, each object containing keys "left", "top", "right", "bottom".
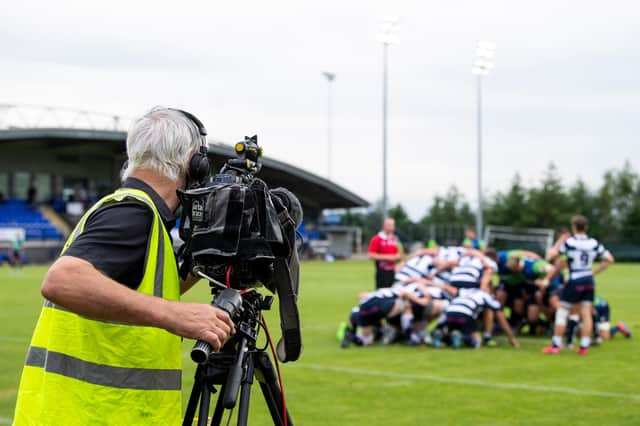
{"left": 63, "top": 178, "right": 177, "bottom": 290}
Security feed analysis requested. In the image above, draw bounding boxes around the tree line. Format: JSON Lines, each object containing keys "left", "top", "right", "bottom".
{"left": 341, "top": 162, "right": 640, "bottom": 246}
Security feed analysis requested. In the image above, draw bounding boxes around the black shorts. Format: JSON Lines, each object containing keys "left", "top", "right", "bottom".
{"left": 375, "top": 269, "right": 395, "bottom": 289}
{"left": 356, "top": 297, "right": 396, "bottom": 326}
{"left": 561, "top": 277, "right": 595, "bottom": 304}
{"left": 542, "top": 284, "right": 563, "bottom": 307}
{"left": 523, "top": 283, "right": 539, "bottom": 298}
{"left": 594, "top": 304, "right": 610, "bottom": 323}
{"left": 444, "top": 312, "right": 477, "bottom": 336}
{"left": 497, "top": 283, "right": 525, "bottom": 302}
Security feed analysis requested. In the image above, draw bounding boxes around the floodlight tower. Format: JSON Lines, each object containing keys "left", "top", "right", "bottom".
{"left": 322, "top": 71, "right": 336, "bottom": 180}
{"left": 376, "top": 16, "right": 399, "bottom": 219}
{"left": 471, "top": 40, "right": 496, "bottom": 239}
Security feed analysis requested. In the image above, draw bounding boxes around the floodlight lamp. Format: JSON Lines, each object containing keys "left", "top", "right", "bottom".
{"left": 477, "top": 41, "right": 497, "bottom": 50}
{"left": 322, "top": 72, "right": 336, "bottom": 82}
{"left": 476, "top": 48, "right": 496, "bottom": 59}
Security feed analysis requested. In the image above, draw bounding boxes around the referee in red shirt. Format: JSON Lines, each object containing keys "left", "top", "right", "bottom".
{"left": 368, "top": 217, "right": 403, "bottom": 289}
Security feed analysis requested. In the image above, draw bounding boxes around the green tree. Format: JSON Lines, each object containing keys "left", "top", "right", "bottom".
{"left": 526, "top": 163, "right": 570, "bottom": 228}
{"left": 388, "top": 203, "right": 414, "bottom": 242}
{"left": 486, "top": 173, "right": 531, "bottom": 227}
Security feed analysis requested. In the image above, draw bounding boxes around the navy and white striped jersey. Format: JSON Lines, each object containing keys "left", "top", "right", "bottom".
{"left": 394, "top": 255, "right": 435, "bottom": 283}
{"left": 446, "top": 288, "right": 502, "bottom": 319}
{"left": 425, "top": 286, "right": 453, "bottom": 300}
{"left": 431, "top": 246, "right": 465, "bottom": 283}
{"left": 362, "top": 283, "right": 421, "bottom": 304}
{"left": 449, "top": 255, "right": 497, "bottom": 286}
{"left": 438, "top": 246, "right": 465, "bottom": 262}
{"left": 559, "top": 235, "right": 610, "bottom": 281}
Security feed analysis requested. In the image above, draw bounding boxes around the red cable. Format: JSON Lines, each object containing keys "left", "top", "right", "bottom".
{"left": 261, "top": 314, "right": 287, "bottom": 426}
{"left": 225, "top": 265, "right": 232, "bottom": 288}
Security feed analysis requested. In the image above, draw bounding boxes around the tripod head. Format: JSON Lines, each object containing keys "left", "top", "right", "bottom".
{"left": 183, "top": 283, "right": 290, "bottom": 426}
{"left": 191, "top": 285, "right": 274, "bottom": 365}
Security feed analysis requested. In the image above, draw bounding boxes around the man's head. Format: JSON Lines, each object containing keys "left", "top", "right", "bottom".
{"left": 382, "top": 217, "right": 395, "bottom": 235}
{"left": 506, "top": 254, "right": 523, "bottom": 272}
{"left": 571, "top": 215, "right": 589, "bottom": 234}
{"left": 484, "top": 247, "right": 497, "bottom": 262}
{"left": 122, "top": 107, "right": 206, "bottom": 186}
{"left": 465, "top": 227, "right": 477, "bottom": 239}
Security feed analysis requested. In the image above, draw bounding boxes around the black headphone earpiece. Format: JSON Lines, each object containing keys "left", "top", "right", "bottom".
{"left": 168, "top": 108, "right": 210, "bottom": 185}
{"left": 188, "top": 144, "right": 210, "bottom": 184}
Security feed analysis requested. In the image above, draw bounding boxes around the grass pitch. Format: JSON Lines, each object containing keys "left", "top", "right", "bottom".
{"left": 1, "top": 261, "right": 639, "bottom": 425}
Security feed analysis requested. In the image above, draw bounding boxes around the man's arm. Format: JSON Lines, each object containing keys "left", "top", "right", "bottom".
{"left": 399, "top": 290, "right": 431, "bottom": 306}
{"left": 516, "top": 250, "right": 541, "bottom": 260}
{"left": 368, "top": 252, "right": 403, "bottom": 262}
{"left": 535, "top": 264, "right": 558, "bottom": 290}
{"left": 428, "top": 259, "right": 458, "bottom": 278}
{"left": 41, "top": 256, "right": 235, "bottom": 351}
{"left": 427, "top": 280, "right": 459, "bottom": 296}
{"left": 593, "top": 252, "right": 614, "bottom": 275}
{"left": 495, "top": 310, "right": 519, "bottom": 347}
{"left": 547, "top": 233, "right": 570, "bottom": 262}
{"left": 480, "top": 268, "right": 494, "bottom": 293}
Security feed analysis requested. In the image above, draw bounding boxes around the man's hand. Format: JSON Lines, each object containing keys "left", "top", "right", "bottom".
{"left": 162, "top": 302, "right": 235, "bottom": 352}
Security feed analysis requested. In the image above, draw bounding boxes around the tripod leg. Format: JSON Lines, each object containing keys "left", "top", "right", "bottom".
{"left": 198, "top": 382, "right": 212, "bottom": 426}
{"left": 183, "top": 365, "right": 204, "bottom": 426}
{"left": 210, "top": 384, "right": 226, "bottom": 426}
{"left": 254, "top": 352, "right": 293, "bottom": 426}
{"left": 236, "top": 355, "right": 255, "bottom": 426}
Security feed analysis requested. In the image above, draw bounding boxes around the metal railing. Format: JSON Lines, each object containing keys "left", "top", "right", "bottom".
{"left": 0, "top": 104, "right": 132, "bottom": 132}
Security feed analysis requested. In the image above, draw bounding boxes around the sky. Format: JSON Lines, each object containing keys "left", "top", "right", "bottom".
{"left": 1, "top": 0, "right": 639, "bottom": 220}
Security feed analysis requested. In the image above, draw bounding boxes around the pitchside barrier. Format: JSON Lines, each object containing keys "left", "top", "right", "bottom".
{"left": 0, "top": 227, "right": 63, "bottom": 263}
{"left": 483, "top": 225, "right": 555, "bottom": 257}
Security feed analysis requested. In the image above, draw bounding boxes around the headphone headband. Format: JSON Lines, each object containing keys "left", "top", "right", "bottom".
{"left": 168, "top": 108, "right": 208, "bottom": 139}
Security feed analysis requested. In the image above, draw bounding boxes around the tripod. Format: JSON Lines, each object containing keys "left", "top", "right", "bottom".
{"left": 183, "top": 292, "right": 293, "bottom": 426}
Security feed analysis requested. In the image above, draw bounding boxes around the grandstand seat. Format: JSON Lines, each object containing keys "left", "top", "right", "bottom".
{"left": 0, "top": 199, "right": 64, "bottom": 240}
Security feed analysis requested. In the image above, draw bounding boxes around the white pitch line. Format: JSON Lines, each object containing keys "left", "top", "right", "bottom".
{"left": 0, "top": 417, "right": 11, "bottom": 425}
{"left": 0, "top": 336, "right": 28, "bottom": 343}
{"left": 292, "top": 363, "right": 640, "bottom": 401}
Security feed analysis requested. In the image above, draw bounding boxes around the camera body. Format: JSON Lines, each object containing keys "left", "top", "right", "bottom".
{"left": 178, "top": 136, "right": 302, "bottom": 362}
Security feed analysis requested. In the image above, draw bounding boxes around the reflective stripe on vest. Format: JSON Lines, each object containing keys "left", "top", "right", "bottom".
{"left": 13, "top": 188, "right": 182, "bottom": 426}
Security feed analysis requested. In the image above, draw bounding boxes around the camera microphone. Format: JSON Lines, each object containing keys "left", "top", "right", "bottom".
{"left": 191, "top": 288, "right": 243, "bottom": 364}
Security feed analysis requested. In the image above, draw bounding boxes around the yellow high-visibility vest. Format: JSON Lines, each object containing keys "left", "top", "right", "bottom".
{"left": 13, "top": 189, "right": 182, "bottom": 426}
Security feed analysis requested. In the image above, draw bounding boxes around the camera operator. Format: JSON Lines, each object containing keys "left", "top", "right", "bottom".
{"left": 13, "top": 107, "right": 235, "bottom": 425}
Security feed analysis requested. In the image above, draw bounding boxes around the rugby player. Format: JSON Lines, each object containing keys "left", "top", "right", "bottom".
{"left": 566, "top": 296, "right": 632, "bottom": 346}
{"left": 432, "top": 288, "right": 519, "bottom": 349}
{"left": 340, "top": 283, "right": 432, "bottom": 348}
{"left": 543, "top": 215, "right": 614, "bottom": 355}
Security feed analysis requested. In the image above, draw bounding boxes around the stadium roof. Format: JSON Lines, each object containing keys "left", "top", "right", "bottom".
{"left": 0, "top": 128, "right": 369, "bottom": 217}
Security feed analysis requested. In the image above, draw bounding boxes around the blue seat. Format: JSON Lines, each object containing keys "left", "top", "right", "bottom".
{"left": 0, "top": 199, "right": 63, "bottom": 240}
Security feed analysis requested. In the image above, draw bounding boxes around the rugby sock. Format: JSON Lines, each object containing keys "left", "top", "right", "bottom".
{"left": 580, "top": 336, "right": 591, "bottom": 349}
{"left": 482, "top": 332, "right": 492, "bottom": 343}
{"left": 552, "top": 335, "right": 562, "bottom": 348}
{"left": 401, "top": 314, "right": 413, "bottom": 334}
{"left": 565, "top": 315, "right": 579, "bottom": 345}
{"left": 610, "top": 326, "right": 620, "bottom": 337}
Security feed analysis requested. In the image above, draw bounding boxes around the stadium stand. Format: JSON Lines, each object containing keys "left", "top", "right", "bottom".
{"left": 0, "top": 199, "right": 63, "bottom": 240}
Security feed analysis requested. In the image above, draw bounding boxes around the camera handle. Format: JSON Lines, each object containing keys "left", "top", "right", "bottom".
{"left": 191, "top": 287, "right": 243, "bottom": 364}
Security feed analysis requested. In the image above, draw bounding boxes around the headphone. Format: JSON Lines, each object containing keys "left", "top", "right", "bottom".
{"left": 170, "top": 108, "right": 211, "bottom": 186}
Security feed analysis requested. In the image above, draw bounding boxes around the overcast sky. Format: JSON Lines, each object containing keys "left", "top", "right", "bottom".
{"left": 1, "top": 0, "right": 639, "bottom": 220}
